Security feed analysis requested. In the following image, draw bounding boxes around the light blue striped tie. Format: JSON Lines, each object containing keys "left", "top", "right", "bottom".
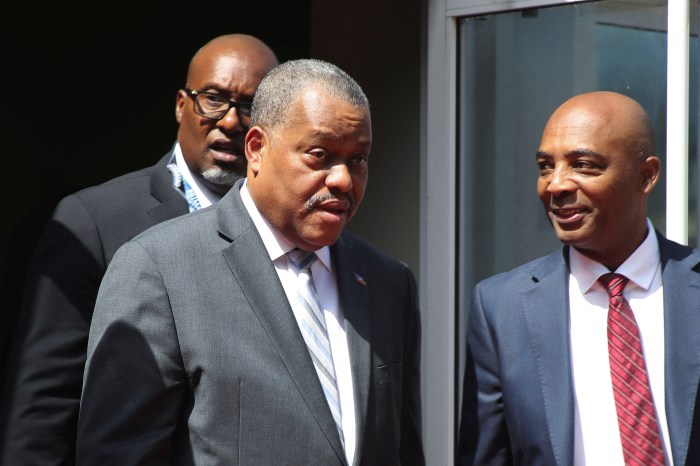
{"left": 287, "top": 248, "right": 344, "bottom": 446}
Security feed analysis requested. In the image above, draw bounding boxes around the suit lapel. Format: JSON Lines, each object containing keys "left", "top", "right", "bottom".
{"left": 216, "top": 185, "right": 347, "bottom": 463}
{"left": 659, "top": 236, "right": 700, "bottom": 466}
{"left": 148, "top": 195, "right": 188, "bottom": 224}
{"left": 521, "top": 249, "right": 574, "bottom": 466}
{"left": 514, "top": 236, "right": 700, "bottom": 465}
{"left": 148, "top": 151, "right": 188, "bottom": 223}
{"left": 332, "top": 235, "right": 371, "bottom": 463}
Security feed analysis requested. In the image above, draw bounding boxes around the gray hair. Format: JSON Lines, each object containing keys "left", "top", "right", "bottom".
{"left": 251, "top": 59, "right": 369, "bottom": 136}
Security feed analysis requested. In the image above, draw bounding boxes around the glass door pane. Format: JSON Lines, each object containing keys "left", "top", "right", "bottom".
{"left": 456, "top": 0, "right": 698, "bottom": 427}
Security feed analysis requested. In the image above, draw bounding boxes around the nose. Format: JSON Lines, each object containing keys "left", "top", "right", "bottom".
{"left": 326, "top": 163, "right": 353, "bottom": 193}
{"left": 546, "top": 165, "right": 576, "bottom": 197}
{"left": 216, "top": 107, "right": 246, "bottom": 134}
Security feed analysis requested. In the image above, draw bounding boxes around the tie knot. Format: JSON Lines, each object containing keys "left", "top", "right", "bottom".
{"left": 599, "top": 272, "right": 629, "bottom": 297}
{"left": 287, "top": 248, "right": 317, "bottom": 270}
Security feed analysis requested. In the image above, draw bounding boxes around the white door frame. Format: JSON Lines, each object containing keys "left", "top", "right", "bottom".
{"left": 421, "top": 1, "right": 691, "bottom": 464}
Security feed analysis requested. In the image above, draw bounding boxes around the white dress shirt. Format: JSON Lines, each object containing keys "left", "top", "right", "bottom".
{"left": 172, "top": 142, "right": 222, "bottom": 209}
{"left": 570, "top": 219, "right": 673, "bottom": 465}
{"left": 239, "top": 181, "right": 357, "bottom": 465}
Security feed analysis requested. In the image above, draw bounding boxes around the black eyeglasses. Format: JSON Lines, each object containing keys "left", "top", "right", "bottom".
{"left": 183, "top": 88, "right": 252, "bottom": 122}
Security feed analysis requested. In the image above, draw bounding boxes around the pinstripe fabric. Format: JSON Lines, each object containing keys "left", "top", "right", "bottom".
{"left": 287, "top": 248, "right": 344, "bottom": 446}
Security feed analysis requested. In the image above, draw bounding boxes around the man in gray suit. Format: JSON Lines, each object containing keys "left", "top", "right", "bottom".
{"left": 1, "top": 34, "right": 278, "bottom": 465}
{"left": 458, "top": 91, "right": 700, "bottom": 465}
{"left": 76, "top": 59, "right": 424, "bottom": 465}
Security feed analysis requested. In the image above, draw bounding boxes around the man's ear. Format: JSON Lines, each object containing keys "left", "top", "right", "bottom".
{"left": 640, "top": 155, "right": 661, "bottom": 194}
{"left": 175, "top": 89, "right": 186, "bottom": 124}
{"left": 245, "top": 126, "right": 268, "bottom": 176}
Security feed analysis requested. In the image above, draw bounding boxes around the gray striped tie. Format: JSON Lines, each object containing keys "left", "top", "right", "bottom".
{"left": 287, "top": 248, "right": 344, "bottom": 445}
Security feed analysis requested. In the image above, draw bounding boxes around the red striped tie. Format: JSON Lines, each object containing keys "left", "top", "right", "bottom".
{"left": 600, "top": 273, "right": 665, "bottom": 466}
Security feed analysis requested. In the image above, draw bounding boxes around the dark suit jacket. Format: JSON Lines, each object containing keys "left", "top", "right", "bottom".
{"left": 75, "top": 180, "right": 424, "bottom": 466}
{"left": 457, "top": 233, "right": 700, "bottom": 466}
{"left": 1, "top": 149, "right": 188, "bottom": 465}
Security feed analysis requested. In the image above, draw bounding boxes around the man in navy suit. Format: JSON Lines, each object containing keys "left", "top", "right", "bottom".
{"left": 1, "top": 34, "right": 278, "bottom": 465}
{"left": 458, "top": 91, "right": 700, "bottom": 465}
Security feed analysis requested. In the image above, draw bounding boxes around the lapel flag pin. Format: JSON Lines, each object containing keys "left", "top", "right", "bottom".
{"left": 354, "top": 271, "right": 367, "bottom": 286}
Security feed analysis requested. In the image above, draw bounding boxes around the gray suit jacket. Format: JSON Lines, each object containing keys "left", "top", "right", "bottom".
{"left": 1, "top": 148, "right": 188, "bottom": 466}
{"left": 76, "top": 181, "right": 424, "bottom": 465}
{"left": 457, "top": 234, "right": 700, "bottom": 466}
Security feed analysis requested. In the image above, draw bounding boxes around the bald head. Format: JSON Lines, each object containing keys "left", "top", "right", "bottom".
{"left": 536, "top": 91, "right": 661, "bottom": 269}
{"left": 175, "top": 34, "right": 278, "bottom": 194}
{"left": 543, "top": 91, "right": 655, "bottom": 161}
{"left": 186, "top": 34, "right": 278, "bottom": 88}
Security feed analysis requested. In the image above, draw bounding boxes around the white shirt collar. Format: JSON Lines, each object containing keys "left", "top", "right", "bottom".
{"left": 173, "top": 142, "right": 222, "bottom": 209}
{"left": 570, "top": 218, "right": 660, "bottom": 294}
{"left": 239, "top": 180, "right": 332, "bottom": 271}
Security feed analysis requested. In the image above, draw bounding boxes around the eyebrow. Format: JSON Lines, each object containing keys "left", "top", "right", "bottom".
{"left": 308, "top": 129, "right": 372, "bottom": 146}
{"left": 535, "top": 149, "right": 604, "bottom": 159}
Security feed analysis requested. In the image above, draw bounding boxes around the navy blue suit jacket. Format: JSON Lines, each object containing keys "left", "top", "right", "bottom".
{"left": 458, "top": 233, "right": 700, "bottom": 466}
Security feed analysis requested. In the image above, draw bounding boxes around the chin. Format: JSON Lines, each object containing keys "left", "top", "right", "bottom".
{"left": 202, "top": 167, "right": 244, "bottom": 188}
{"left": 305, "top": 232, "right": 343, "bottom": 249}
{"left": 557, "top": 232, "right": 597, "bottom": 252}
{"left": 552, "top": 228, "right": 579, "bottom": 245}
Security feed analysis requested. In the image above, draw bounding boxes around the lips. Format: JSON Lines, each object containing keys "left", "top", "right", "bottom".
{"left": 312, "top": 199, "right": 353, "bottom": 225}
{"left": 320, "top": 199, "right": 350, "bottom": 210}
{"left": 321, "top": 199, "right": 351, "bottom": 215}
{"left": 210, "top": 140, "right": 244, "bottom": 162}
{"left": 550, "top": 206, "right": 586, "bottom": 224}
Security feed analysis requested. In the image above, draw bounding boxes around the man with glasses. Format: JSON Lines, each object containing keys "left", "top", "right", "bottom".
{"left": 0, "top": 33, "right": 278, "bottom": 466}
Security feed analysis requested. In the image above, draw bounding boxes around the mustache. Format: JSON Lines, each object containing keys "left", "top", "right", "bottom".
{"left": 304, "top": 191, "right": 356, "bottom": 212}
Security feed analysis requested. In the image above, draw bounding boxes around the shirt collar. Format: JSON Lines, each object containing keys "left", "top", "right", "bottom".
{"left": 570, "top": 218, "right": 660, "bottom": 294}
{"left": 172, "top": 142, "right": 222, "bottom": 209}
{"left": 239, "top": 180, "right": 332, "bottom": 272}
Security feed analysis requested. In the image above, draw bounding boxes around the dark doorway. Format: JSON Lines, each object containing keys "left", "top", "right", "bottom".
{"left": 0, "top": 2, "right": 311, "bottom": 385}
